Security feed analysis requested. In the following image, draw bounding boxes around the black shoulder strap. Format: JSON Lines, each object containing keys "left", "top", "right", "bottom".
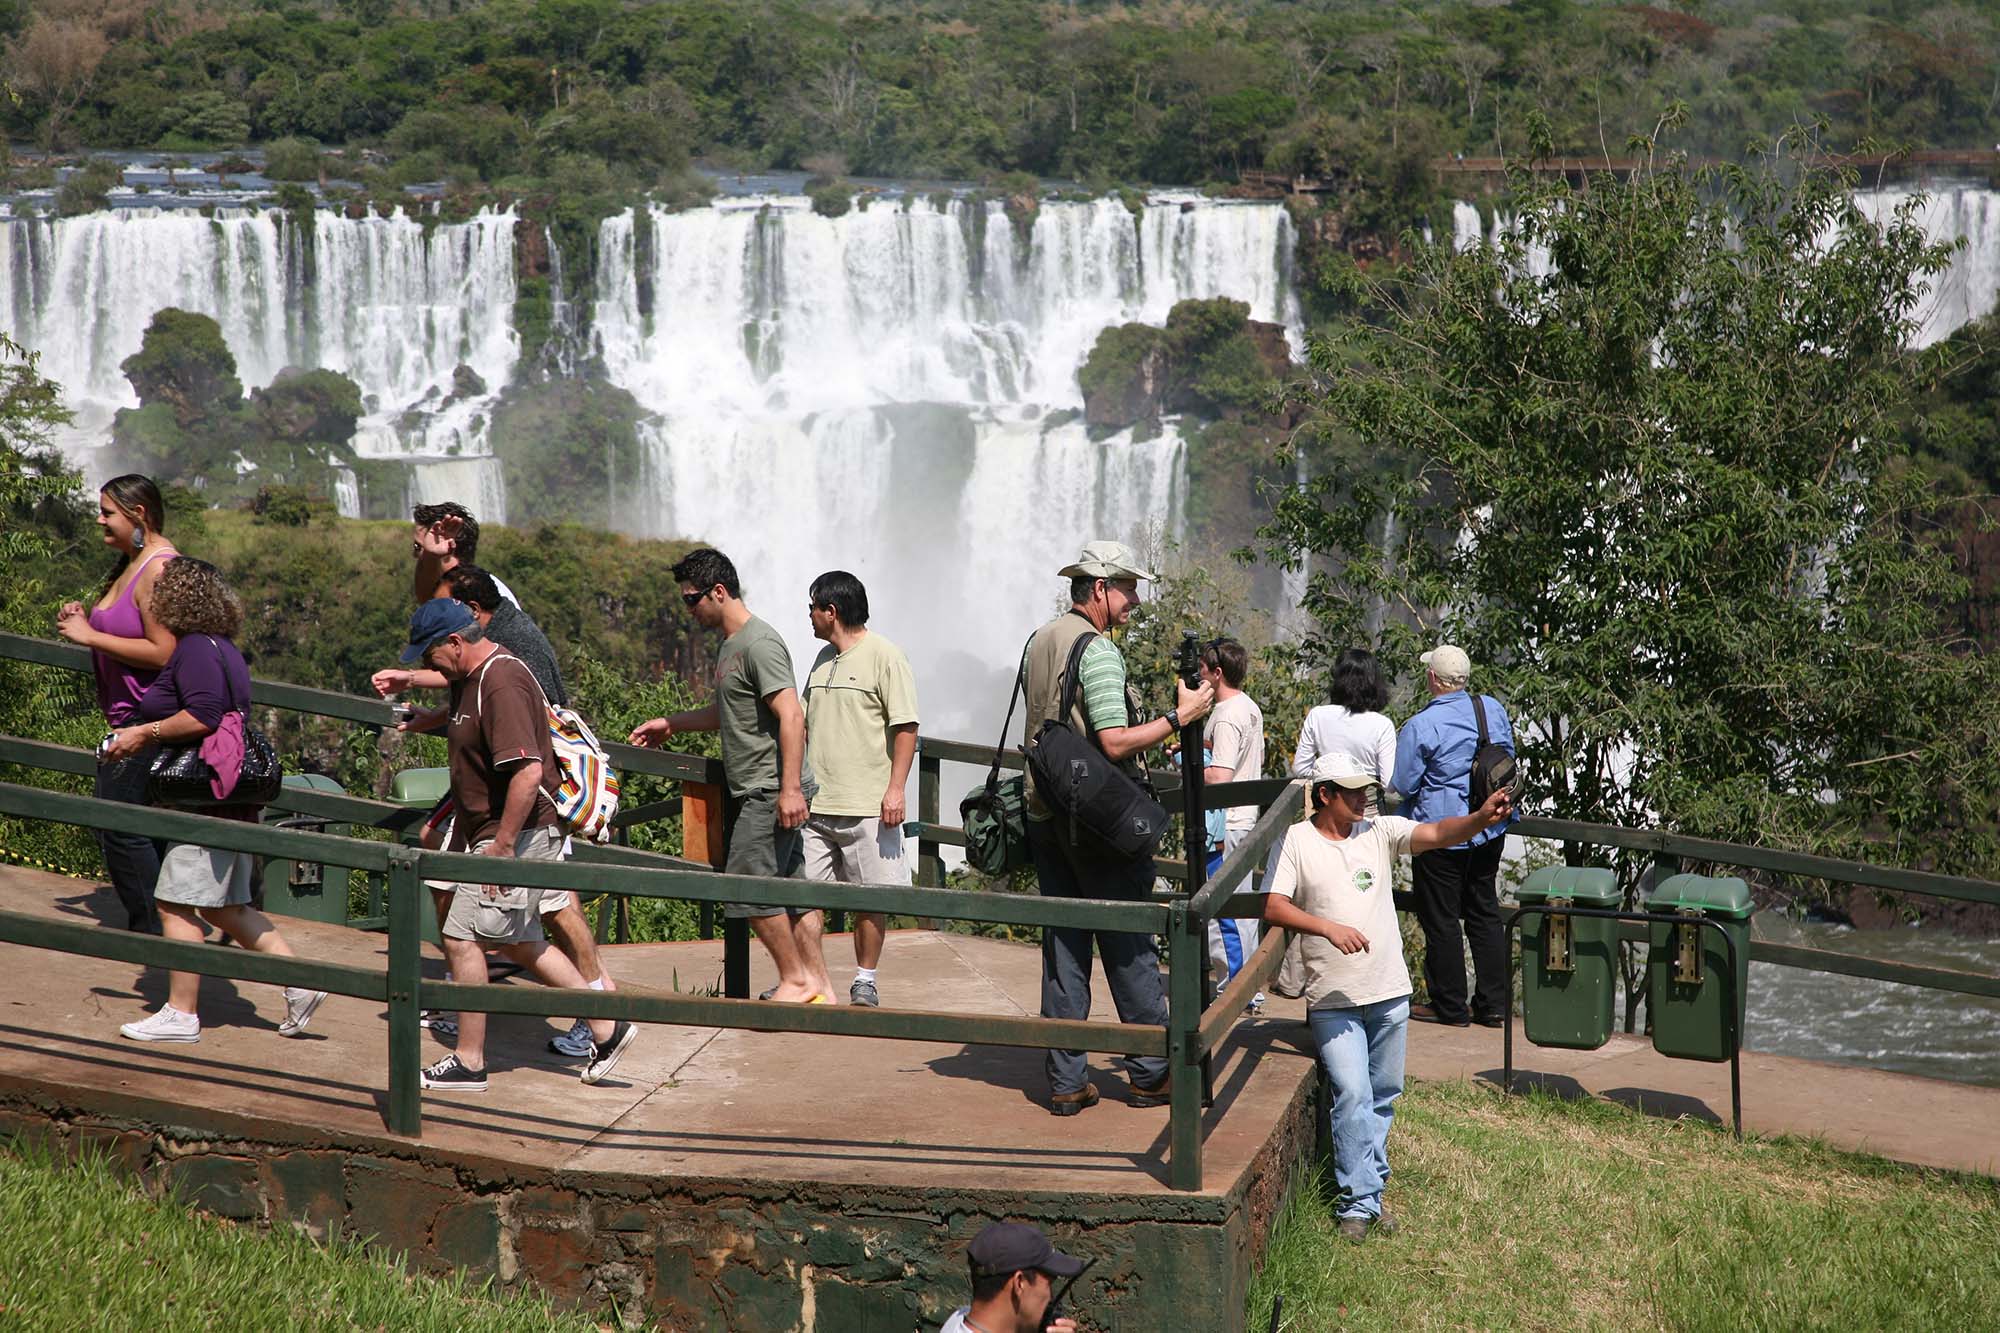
{"left": 1472, "top": 692, "right": 1490, "bottom": 747}
{"left": 206, "top": 635, "right": 248, "bottom": 716}
{"left": 1057, "top": 631, "right": 1099, "bottom": 731}
{"left": 987, "top": 645, "right": 1028, "bottom": 793}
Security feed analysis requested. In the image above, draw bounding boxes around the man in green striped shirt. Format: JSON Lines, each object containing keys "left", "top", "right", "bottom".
{"left": 1020, "top": 540, "right": 1213, "bottom": 1116}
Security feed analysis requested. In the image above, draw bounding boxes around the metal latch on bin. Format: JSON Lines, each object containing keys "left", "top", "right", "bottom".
{"left": 1673, "top": 907, "right": 1704, "bottom": 984}
{"left": 1545, "top": 896, "right": 1574, "bottom": 973}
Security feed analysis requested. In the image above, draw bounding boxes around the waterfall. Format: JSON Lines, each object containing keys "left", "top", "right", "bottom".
{"left": 1852, "top": 184, "right": 2000, "bottom": 347}
{"left": 0, "top": 205, "right": 518, "bottom": 504}
{"left": 594, "top": 192, "right": 1295, "bottom": 718}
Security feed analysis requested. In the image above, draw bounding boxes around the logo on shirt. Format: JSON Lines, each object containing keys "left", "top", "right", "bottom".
{"left": 1353, "top": 869, "right": 1376, "bottom": 892}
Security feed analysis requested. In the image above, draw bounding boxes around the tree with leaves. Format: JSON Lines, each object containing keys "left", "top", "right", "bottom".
{"left": 1263, "top": 119, "right": 2000, "bottom": 938}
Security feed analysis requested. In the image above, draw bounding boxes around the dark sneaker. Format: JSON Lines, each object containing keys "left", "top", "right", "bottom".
{"left": 849, "top": 979, "right": 879, "bottom": 1007}
{"left": 420, "top": 1010, "right": 459, "bottom": 1040}
{"left": 581, "top": 1021, "right": 637, "bottom": 1085}
{"left": 419, "top": 1053, "right": 486, "bottom": 1092}
{"left": 758, "top": 985, "right": 777, "bottom": 1001}
{"left": 1048, "top": 1085, "right": 1101, "bottom": 1117}
{"left": 1471, "top": 1012, "right": 1507, "bottom": 1029}
{"left": 1338, "top": 1216, "right": 1369, "bottom": 1245}
{"left": 1128, "top": 1075, "right": 1172, "bottom": 1108}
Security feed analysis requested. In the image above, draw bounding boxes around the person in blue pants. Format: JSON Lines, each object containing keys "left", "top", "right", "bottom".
{"left": 1255, "top": 770, "right": 1512, "bottom": 1240}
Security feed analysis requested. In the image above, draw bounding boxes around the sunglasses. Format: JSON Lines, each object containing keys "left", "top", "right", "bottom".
{"left": 681, "top": 590, "right": 707, "bottom": 609}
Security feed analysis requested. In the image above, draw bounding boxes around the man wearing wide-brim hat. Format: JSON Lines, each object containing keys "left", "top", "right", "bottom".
{"left": 1017, "top": 540, "right": 1214, "bottom": 1117}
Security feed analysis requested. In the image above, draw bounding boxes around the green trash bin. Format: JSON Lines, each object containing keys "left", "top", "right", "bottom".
{"left": 388, "top": 768, "right": 452, "bottom": 945}
{"left": 1645, "top": 873, "right": 1753, "bottom": 1062}
{"left": 1515, "top": 866, "right": 1621, "bottom": 1050}
{"left": 261, "top": 773, "right": 349, "bottom": 925}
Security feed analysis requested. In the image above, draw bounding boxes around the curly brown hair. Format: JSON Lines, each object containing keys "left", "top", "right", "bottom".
{"left": 146, "top": 557, "right": 243, "bottom": 639}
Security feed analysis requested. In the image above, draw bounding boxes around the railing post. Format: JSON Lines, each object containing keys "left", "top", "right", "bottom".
{"left": 1167, "top": 899, "right": 1205, "bottom": 1191}
{"left": 384, "top": 846, "right": 423, "bottom": 1138}
{"left": 917, "top": 747, "right": 942, "bottom": 889}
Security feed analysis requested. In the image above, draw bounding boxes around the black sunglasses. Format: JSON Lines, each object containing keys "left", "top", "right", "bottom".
{"left": 681, "top": 590, "right": 707, "bottom": 609}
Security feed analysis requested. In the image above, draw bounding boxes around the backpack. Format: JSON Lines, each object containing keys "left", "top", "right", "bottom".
{"left": 959, "top": 661, "right": 1030, "bottom": 877}
{"left": 1468, "top": 693, "right": 1519, "bottom": 809}
{"left": 1024, "top": 632, "right": 1168, "bottom": 861}
{"left": 477, "top": 653, "right": 622, "bottom": 844}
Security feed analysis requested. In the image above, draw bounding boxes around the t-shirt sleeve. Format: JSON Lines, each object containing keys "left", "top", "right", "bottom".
{"left": 1077, "top": 637, "right": 1128, "bottom": 733}
{"left": 1264, "top": 829, "right": 1301, "bottom": 900}
{"left": 481, "top": 664, "right": 547, "bottom": 768}
{"left": 169, "top": 637, "right": 233, "bottom": 729}
{"left": 1375, "top": 716, "right": 1400, "bottom": 791}
{"left": 1209, "top": 711, "right": 1247, "bottom": 774}
{"left": 878, "top": 647, "right": 919, "bottom": 726}
{"left": 747, "top": 632, "right": 797, "bottom": 702}
{"left": 1375, "top": 816, "right": 1418, "bottom": 857}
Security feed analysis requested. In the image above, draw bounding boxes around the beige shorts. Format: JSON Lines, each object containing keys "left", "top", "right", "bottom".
{"left": 442, "top": 826, "right": 563, "bottom": 944}
{"left": 156, "top": 843, "right": 255, "bottom": 909}
{"left": 801, "top": 813, "right": 909, "bottom": 888}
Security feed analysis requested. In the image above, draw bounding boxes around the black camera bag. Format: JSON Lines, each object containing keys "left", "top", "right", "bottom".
{"left": 1025, "top": 632, "right": 1168, "bottom": 860}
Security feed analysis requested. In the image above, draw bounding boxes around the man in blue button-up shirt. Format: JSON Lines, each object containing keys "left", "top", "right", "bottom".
{"left": 1390, "top": 644, "right": 1518, "bottom": 1027}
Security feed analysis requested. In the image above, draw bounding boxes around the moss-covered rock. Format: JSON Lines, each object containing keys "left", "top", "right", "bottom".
{"left": 1076, "top": 297, "right": 1292, "bottom": 438}
{"left": 490, "top": 376, "right": 650, "bottom": 530}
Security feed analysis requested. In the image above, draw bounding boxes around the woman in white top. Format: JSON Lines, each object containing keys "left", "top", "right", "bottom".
{"left": 1291, "top": 648, "right": 1399, "bottom": 815}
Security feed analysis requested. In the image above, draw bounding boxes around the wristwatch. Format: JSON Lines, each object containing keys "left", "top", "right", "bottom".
{"left": 1165, "top": 709, "right": 1181, "bottom": 731}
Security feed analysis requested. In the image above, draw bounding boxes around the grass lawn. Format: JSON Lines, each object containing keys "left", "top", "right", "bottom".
{"left": 0, "top": 1145, "right": 601, "bottom": 1332}
{"left": 1249, "top": 1079, "right": 2000, "bottom": 1331}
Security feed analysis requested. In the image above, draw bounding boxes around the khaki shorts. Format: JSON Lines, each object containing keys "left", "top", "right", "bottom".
{"left": 801, "top": 814, "right": 909, "bottom": 888}
{"left": 442, "top": 826, "right": 563, "bottom": 944}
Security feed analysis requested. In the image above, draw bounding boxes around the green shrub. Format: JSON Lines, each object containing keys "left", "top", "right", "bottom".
{"left": 55, "top": 159, "right": 123, "bottom": 217}
{"left": 262, "top": 136, "right": 322, "bottom": 181}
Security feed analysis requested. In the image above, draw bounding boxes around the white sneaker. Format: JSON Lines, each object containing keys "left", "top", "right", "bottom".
{"left": 121, "top": 1005, "right": 200, "bottom": 1043}
{"left": 279, "top": 987, "right": 328, "bottom": 1037}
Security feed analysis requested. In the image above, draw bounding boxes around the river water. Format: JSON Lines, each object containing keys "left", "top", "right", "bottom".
{"left": 1743, "top": 915, "right": 2000, "bottom": 1089}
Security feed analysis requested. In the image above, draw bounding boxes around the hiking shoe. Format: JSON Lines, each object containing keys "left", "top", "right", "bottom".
{"left": 420, "top": 1010, "right": 458, "bottom": 1040}
{"left": 120, "top": 1005, "right": 200, "bottom": 1043}
{"left": 849, "top": 979, "right": 879, "bottom": 1007}
{"left": 581, "top": 1021, "right": 637, "bottom": 1085}
{"left": 1049, "top": 1085, "right": 1101, "bottom": 1117}
{"left": 1409, "top": 1003, "right": 1470, "bottom": 1027}
{"left": 279, "top": 987, "right": 328, "bottom": 1037}
{"left": 1337, "top": 1216, "right": 1369, "bottom": 1245}
{"left": 548, "top": 1018, "right": 594, "bottom": 1058}
{"left": 1372, "top": 1211, "right": 1399, "bottom": 1237}
{"left": 1471, "top": 1011, "right": 1507, "bottom": 1029}
{"left": 419, "top": 1053, "right": 486, "bottom": 1092}
{"left": 1128, "top": 1075, "right": 1172, "bottom": 1108}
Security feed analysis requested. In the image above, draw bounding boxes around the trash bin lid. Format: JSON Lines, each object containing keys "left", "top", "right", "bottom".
{"left": 1645, "top": 873, "right": 1754, "bottom": 920}
{"left": 389, "top": 767, "right": 451, "bottom": 806}
{"left": 282, "top": 773, "right": 344, "bottom": 792}
{"left": 1516, "top": 866, "right": 1620, "bottom": 906}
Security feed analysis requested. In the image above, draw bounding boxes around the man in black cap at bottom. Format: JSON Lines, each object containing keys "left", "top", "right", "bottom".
{"left": 939, "top": 1222, "right": 1084, "bottom": 1333}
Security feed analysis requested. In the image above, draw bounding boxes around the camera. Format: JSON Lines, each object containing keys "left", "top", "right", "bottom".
{"left": 97, "top": 732, "right": 116, "bottom": 758}
{"left": 1177, "top": 629, "right": 1202, "bottom": 690}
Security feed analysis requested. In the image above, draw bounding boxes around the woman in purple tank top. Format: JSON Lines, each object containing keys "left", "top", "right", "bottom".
{"left": 53, "top": 475, "right": 179, "bottom": 934}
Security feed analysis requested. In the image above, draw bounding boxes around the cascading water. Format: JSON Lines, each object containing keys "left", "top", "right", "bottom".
{"left": 0, "top": 204, "right": 519, "bottom": 512}
{"left": 594, "top": 193, "right": 1298, "bottom": 728}
{"left": 1852, "top": 184, "right": 2000, "bottom": 347}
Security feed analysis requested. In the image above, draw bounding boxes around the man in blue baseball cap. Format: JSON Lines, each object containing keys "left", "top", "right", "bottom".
{"left": 939, "top": 1222, "right": 1084, "bottom": 1332}
{"left": 400, "top": 599, "right": 638, "bottom": 1093}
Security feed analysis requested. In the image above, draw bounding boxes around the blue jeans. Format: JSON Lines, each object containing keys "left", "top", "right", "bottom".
{"left": 1309, "top": 995, "right": 1409, "bottom": 1220}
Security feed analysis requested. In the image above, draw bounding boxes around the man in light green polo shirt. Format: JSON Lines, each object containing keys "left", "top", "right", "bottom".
{"left": 801, "top": 570, "right": 919, "bottom": 1007}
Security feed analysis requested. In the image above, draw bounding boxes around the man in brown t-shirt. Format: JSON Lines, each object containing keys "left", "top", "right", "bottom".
{"left": 399, "top": 599, "right": 637, "bottom": 1093}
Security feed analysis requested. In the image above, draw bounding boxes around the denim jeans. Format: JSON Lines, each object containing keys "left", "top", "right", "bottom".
{"left": 94, "top": 755, "right": 163, "bottom": 934}
{"left": 1309, "top": 995, "right": 1410, "bottom": 1220}
{"left": 1027, "top": 817, "right": 1169, "bottom": 1095}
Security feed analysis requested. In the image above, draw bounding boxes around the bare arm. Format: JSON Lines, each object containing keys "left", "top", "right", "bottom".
{"left": 372, "top": 667, "right": 449, "bottom": 696}
{"left": 102, "top": 708, "right": 212, "bottom": 759}
{"left": 769, "top": 687, "right": 807, "bottom": 829}
{"left": 627, "top": 702, "right": 721, "bottom": 745}
{"left": 484, "top": 760, "right": 546, "bottom": 859}
{"left": 881, "top": 722, "right": 917, "bottom": 827}
{"left": 1408, "top": 788, "right": 1513, "bottom": 855}
{"left": 56, "top": 562, "right": 176, "bottom": 669}
{"left": 1096, "top": 679, "right": 1214, "bottom": 763}
{"left": 1256, "top": 893, "right": 1370, "bottom": 955}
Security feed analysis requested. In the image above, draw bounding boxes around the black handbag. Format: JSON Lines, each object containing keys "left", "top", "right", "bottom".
{"left": 144, "top": 636, "right": 284, "bottom": 809}
{"left": 1024, "top": 632, "right": 1168, "bottom": 861}
{"left": 959, "top": 660, "right": 1031, "bottom": 877}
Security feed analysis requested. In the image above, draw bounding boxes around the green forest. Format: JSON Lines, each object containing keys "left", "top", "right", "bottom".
{"left": 6, "top": 0, "right": 2000, "bottom": 197}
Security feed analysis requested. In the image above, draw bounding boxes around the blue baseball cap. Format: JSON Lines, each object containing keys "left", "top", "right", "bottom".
{"left": 400, "top": 598, "right": 479, "bottom": 663}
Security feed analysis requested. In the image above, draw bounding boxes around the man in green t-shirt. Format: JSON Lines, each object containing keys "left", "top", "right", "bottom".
{"left": 801, "top": 571, "right": 919, "bottom": 1007}
{"left": 628, "top": 549, "right": 832, "bottom": 1003}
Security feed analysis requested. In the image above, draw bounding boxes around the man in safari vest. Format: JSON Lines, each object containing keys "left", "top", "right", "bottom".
{"left": 1021, "top": 541, "right": 1214, "bottom": 1116}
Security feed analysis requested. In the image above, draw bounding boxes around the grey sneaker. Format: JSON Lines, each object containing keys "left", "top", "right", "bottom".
{"left": 849, "top": 979, "right": 879, "bottom": 1007}
{"left": 120, "top": 1005, "right": 200, "bottom": 1043}
{"left": 279, "top": 987, "right": 327, "bottom": 1037}
{"left": 419, "top": 1052, "right": 486, "bottom": 1092}
{"left": 581, "top": 1021, "right": 637, "bottom": 1085}
{"left": 420, "top": 1010, "right": 458, "bottom": 1040}
{"left": 548, "top": 1018, "right": 594, "bottom": 1058}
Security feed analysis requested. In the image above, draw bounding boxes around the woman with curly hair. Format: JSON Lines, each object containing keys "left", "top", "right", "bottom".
{"left": 55, "top": 474, "right": 179, "bottom": 934}
{"left": 101, "top": 558, "right": 326, "bottom": 1043}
